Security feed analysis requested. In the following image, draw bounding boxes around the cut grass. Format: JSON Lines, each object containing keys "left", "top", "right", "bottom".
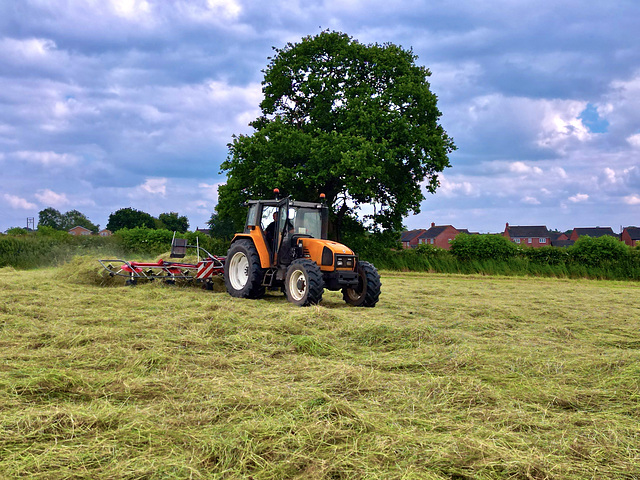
{"left": 0, "top": 265, "right": 639, "bottom": 478}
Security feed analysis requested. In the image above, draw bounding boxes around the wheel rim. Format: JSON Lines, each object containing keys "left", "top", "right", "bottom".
{"left": 229, "top": 251, "right": 249, "bottom": 290}
{"left": 288, "top": 269, "right": 307, "bottom": 301}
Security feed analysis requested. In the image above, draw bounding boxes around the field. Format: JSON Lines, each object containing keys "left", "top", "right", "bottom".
{"left": 1, "top": 260, "right": 639, "bottom": 479}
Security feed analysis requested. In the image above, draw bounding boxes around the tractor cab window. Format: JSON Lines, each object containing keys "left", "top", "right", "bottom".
{"left": 289, "top": 207, "right": 322, "bottom": 239}
{"left": 261, "top": 205, "right": 279, "bottom": 249}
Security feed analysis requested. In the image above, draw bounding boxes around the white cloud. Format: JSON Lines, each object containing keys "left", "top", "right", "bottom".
{"left": 522, "top": 196, "right": 541, "bottom": 205}
{"left": 3, "top": 194, "right": 37, "bottom": 210}
{"left": 509, "top": 161, "right": 543, "bottom": 175}
{"left": 15, "top": 151, "right": 80, "bottom": 167}
{"left": 0, "top": 38, "right": 56, "bottom": 59}
{"left": 198, "top": 182, "right": 222, "bottom": 202}
{"left": 627, "top": 133, "right": 640, "bottom": 148}
{"left": 140, "top": 178, "right": 167, "bottom": 196}
{"left": 437, "top": 175, "right": 476, "bottom": 197}
{"left": 206, "top": 0, "right": 242, "bottom": 19}
{"left": 35, "top": 189, "right": 70, "bottom": 207}
{"left": 568, "top": 193, "right": 589, "bottom": 203}
{"left": 623, "top": 194, "right": 640, "bottom": 205}
{"left": 109, "top": 0, "right": 152, "bottom": 19}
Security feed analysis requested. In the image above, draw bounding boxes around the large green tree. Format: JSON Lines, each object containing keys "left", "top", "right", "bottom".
{"left": 38, "top": 208, "right": 98, "bottom": 232}
{"left": 106, "top": 208, "right": 156, "bottom": 232}
{"left": 217, "top": 31, "right": 455, "bottom": 239}
{"left": 158, "top": 212, "right": 189, "bottom": 233}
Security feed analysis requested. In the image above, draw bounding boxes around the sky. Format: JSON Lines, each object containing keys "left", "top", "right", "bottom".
{"left": 1, "top": 0, "right": 639, "bottom": 234}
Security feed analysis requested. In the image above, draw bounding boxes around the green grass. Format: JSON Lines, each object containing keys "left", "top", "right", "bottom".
{"left": 1, "top": 261, "right": 639, "bottom": 479}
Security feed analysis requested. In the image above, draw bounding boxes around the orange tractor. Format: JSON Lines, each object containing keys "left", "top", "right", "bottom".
{"left": 224, "top": 192, "right": 381, "bottom": 307}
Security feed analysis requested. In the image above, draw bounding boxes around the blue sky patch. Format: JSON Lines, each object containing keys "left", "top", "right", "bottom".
{"left": 579, "top": 103, "right": 609, "bottom": 133}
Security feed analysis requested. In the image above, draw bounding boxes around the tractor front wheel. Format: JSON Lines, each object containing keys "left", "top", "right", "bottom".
{"left": 224, "top": 240, "right": 265, "bottom": 299}
{"left": 342, "top": 261, "right": 381, "bottom": 307}
{"left": 285, "top": 260, "right": 324, "bottom": 306}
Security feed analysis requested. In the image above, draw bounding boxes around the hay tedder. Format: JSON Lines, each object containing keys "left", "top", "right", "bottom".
{"left": 98, "top": 234, "right": 225, "bottom": 289}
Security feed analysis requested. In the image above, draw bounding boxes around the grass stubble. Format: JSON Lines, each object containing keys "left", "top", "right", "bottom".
{"left": 0, "top": 257, "right": 639, "bottom": 479}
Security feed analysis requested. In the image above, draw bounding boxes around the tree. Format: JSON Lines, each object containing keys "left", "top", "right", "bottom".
{"left": 158, "top": 212, "right": 189, "bottom": 233}
{"left": 107, "top": 208, "right": 156, "bottom": 232}
{"left": 38, "top": 208, "right": 65, "bottom": 230}
{"left": 38, "top": 208, "right": 98, "bottom": 232}
{"left": 217, "top": 30, "right": 455, "bottom": 239}
{"left": 207, "top": 213, "right": 237, "bottom": 240}
{"left": 63, "top": 209, "right": 99, "bottom": 233}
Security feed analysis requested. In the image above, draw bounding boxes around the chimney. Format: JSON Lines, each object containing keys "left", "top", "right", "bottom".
{"left": 506, "top": 222, "right": 509, "bottom": 228}
{"left": 431, "top": 222, "right": 435, "bottom": 228}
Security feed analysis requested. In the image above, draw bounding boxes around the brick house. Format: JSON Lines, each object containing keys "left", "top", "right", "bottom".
{"left": 400, "top": 229, "right": 427, "bottom": 249}
{"left": 68, "top": 225, "right": 92, "bottom": 236}
{"left": 503, "top": 223, "right": 550, "bottom": 248}
{"left": 621, "top": 226, "right": 640, "bottom": 247}
{"left": 98, "top": 229, "right": 112, "bottom": 237}
{"left": 569, "top": 227, "right": 617, "bottom": 241}
{"left": 416, "top": 223, "right": 462, "bottom": 250}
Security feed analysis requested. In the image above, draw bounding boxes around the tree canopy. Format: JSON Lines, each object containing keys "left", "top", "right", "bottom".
{"left": 38, "top": 208, "right": 98, "bottom": 233}
{"left": 217, "top": 30, "right": 455, "bottom": 239}
{"left": 158, "top": 212, "right": 189, "bottom": 233}
{"left": 106, "top": 208, "right": 156, "bottom": 232}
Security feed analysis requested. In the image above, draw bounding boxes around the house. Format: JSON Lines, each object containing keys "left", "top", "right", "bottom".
{"left": 503, "top": 223, "right": 550, "bottom": 248}
{"left": 98, "top": 229, "right": 112, "bottom": 237}
{"left": 569, "top": 227, "right": 617, "bottom": 241}
{"left": 416, "top": 223, "right": 462, "bottom": 250}
{"left": 68, "top": 225, "right": 92, "bottom": 236}
{"left": 621, "top": 226, "right": 640, "bottom": 247}
{"left": 548, "top": 231, "right": 572, "bottom": 247}
{"left": 196, "top": 227, "right": 211, "bottom": 236}
{"left": 400, "top": 229, "right": 427, "bottom": 249}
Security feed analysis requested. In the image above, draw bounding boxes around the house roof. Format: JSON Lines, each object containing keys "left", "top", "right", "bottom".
{"left": 400, "top": 229, "right": 426, "bottom": 242}
{"left": 417, "top": 225, "right": 453, "bottom": 239}
{"left": 68, "top": 225, "right": 92, "bottom": 233}
{"left": 505, "top": 225, "right": 549, "bottom": 237}
{"left": 624, "top": 226, "right": 640, "bottom": 240}
{"left": 572, "top": 227, "right": 616, "bottom": 238}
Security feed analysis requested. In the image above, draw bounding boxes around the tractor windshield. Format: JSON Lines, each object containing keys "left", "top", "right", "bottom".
{"left": 288, "top": 207, "right": 323, "bottom": 239}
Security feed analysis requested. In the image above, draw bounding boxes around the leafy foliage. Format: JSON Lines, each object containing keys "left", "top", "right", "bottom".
{"left": 449, "top": 233, "right": 521, "bottom": 261}
{"left": 218, "top": 30, "right": 455, "bottom": 238}
{"left": 158, "top": 212, "right": 189, "bottom": 233}
{"left": 207, "top": 213, "right": 238, "bottom": 240}
{"left": 38, "top": 208, "right": 98, "bottom": 232}
{"left": 106, "top": 208, "right": 156, "bottom": 232}
{"left": 568, "top": 235, "right": 630, "bottom": 267}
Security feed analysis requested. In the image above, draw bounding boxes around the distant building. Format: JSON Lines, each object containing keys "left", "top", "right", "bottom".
{"left": 569, "top": 227, "right": 617, "bottom": 241}
{"left": 68, "top": 226, "right": 92, "bottom": 236}
{"left": 621, "top": 227, "right": 640, "bottom": 247}
{"left": 400, "top": 229, "right": 427, "bottom": 249}
{"left": 98, "top": 229, "right": 112, "bottom": 237}
{"left": 503, "top": 223, "right": 550, "bottom": 248}
{"left": 196, "top": 227, "right": 211, "bottom": 236}
{"left": 416, "top": 223, "right": 463, "bottom": 250}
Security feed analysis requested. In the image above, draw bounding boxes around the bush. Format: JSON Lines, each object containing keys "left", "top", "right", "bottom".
{"left": 450, "top": 233, "right": 520, "bottom": 261}
{"left": 568, "top": 236, "right": 629, "bottom": 267}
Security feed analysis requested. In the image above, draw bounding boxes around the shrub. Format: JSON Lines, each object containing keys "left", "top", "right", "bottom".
{"left": 450, "top": 233, "right": 520, "bottom": 261}
{"left": 568, "top": 236, "right": 629, "bottom": 267}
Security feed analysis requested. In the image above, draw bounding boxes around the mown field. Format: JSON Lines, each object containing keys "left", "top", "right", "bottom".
{"left": 0, "top": 260, "right": 639, "bottom": 479}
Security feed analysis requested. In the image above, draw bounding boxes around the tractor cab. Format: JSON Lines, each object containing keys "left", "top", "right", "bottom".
{"left": 244, "top": 196, "right": 328, "bottom": 267}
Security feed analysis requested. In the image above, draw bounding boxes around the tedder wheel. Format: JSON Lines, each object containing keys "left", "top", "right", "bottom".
{"left": 224, "top": 240, "right": 265, "bottom": 299}
{"left": 342, "top": 261, "right": 381, "bottom": 307}
{"left": 284, "top": 259, "right": 324, "bottom": 306}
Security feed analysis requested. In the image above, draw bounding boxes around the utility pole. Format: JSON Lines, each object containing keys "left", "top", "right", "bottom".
{"left": 26, "top": 217, "right": 35, "bottom": 231}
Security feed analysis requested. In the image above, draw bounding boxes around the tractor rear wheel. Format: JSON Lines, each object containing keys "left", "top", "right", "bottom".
{"left": 342, "top": 261, "right": 381, "bottom": 307}
{"left": 285, "top": 259, "right": 324, "bottom": 306}
{"left": 224, "top": 240, "right": 265, "bottom": 299}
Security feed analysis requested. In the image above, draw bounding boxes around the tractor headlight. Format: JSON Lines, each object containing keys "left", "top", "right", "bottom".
{"left": 335, "top": 255, "right": 355, "bottom": 268}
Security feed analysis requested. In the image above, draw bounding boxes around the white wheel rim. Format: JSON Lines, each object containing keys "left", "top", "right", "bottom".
{"left": 288, "top": 269, "right": 307, "bottom": 301}
{"left": 229, "top": 252, "right": 249, "bottom": 290}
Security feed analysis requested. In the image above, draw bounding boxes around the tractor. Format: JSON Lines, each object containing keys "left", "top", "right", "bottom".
{"left": 224, "top": 191, "right": 381, "bottom": 307}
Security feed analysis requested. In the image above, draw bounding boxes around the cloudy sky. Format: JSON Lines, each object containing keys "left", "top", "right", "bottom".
{"left": 1, "top": 0, "right": 639, "bottom": 234}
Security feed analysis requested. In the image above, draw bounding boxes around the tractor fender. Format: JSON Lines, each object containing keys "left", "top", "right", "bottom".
{"left": 230, "top": 229, "right": 271, "bottom": 269}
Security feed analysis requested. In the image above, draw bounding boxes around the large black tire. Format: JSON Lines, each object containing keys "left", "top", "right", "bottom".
{"left": 224, "top": 240, "right": 266, "bottom": 299}
{"left": 342, "top": 261, "right": 381, "bottom": 307}
{"left": 285, "top": 259, "right": 324, "bottom": 306}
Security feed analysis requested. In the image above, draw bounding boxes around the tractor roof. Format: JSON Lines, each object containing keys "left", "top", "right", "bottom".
{"left": 246, "top": 199, "right": 325, "bottom": 209}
